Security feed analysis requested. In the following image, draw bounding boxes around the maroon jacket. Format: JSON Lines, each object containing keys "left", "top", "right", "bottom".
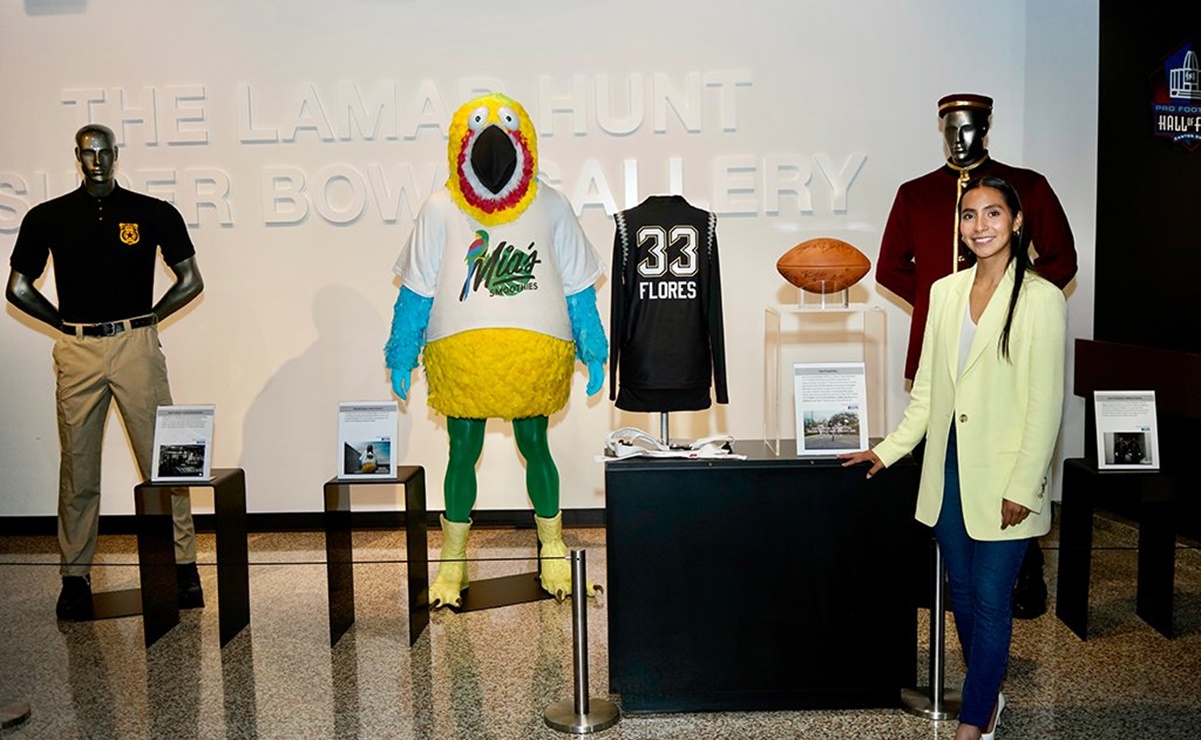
{"left": 876, "top": 157, "right": 1077, "bottom": 379}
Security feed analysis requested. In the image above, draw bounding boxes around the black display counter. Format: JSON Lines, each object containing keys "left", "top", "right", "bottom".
{"left": 605, "top": 440, "right": 924, "bottom": 713}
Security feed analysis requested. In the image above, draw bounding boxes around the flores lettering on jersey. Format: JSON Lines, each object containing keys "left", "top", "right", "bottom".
{"left": 638, "top": 280, "right": 697, "bottom": 300}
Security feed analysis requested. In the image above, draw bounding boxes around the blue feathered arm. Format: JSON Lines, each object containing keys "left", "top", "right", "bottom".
{"left": 565, "top": 286, "right": 608, "bottom": 396}
{"left": 384, "top": 286, "right": 433, "bottom": 400}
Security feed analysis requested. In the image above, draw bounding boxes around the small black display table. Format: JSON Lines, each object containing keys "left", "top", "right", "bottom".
{"left": 134, "top": 468, "right": 250, "bottom": 647}
{"left": 605, "top": 440, "right": 923, "bottom": 713}
{"left": 325, "top": 466, "right": 429, "bottom": 646}
{"left": 1056, "top": 457, "right": 1179, "bottom": 639}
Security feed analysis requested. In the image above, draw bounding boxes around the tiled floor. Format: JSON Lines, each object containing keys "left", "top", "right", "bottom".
{"left": 1, "top": 514, "right": 1198, "bottom": 740}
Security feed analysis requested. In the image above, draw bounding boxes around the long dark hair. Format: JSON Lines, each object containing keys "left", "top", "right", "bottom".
{"left": 960, "top": 175, "right": 1031, "bottom": 361}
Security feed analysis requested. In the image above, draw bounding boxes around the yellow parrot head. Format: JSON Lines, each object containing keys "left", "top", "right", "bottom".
{"left": 447, "top": 93, "right": 539, "bottom": 226}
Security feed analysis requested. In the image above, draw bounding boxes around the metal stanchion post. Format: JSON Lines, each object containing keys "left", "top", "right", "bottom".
{"left": 901, "top": 541, "right": 962, "bottom": 720}
{"left": 2, "top": 699, "right": 31, "bottom": 729}
{"left": 544, "top": 551, "right": 620, "bottom": 734}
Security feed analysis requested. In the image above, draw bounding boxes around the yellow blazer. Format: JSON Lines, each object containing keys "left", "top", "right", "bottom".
{"left": 874, "top": 263, "right": 1066, "bottom": 541}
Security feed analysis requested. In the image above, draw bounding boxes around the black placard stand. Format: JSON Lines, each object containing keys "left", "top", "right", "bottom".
{"left": 134, "top": 468, "right": 250, "bottom": 647}
{"left": 325, "top": 466, "right": 430, "bottom": 645}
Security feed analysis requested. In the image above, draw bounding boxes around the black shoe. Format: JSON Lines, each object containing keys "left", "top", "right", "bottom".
{"left": 1012, "top": 541, "right": 1048, "bottom": 620}
{"left": 56, "top": 575, "right": 93, "bottom": 621}
{"left": 177, "top": 563, "right": 205, "bottom": 609}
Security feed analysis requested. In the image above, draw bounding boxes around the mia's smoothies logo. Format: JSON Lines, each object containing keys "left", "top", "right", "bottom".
{"left": 459, "top": 229, "right": 542, "bottom": 301}
{"left": 1152, "top": 42, "right": 1201, "bottom": 151}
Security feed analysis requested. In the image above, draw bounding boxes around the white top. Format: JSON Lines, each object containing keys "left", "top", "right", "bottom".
{"left": 394, "top": 183, "right": 604, "bottom": 342}
{"left": 958, "top": 300, "right": 977, "bottom": 378}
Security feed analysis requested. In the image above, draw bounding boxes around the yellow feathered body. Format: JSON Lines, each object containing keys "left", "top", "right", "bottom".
{"left": 424, "top": 328, "right": 574, "bottom": 420}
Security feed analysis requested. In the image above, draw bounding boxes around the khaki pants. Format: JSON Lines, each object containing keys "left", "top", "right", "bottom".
{"left": 53, "top": 324, "right": 196, "bottom": 576}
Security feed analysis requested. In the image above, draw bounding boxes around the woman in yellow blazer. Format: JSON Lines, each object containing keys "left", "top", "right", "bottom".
{"left": 843, "top": 176, "right": 1066, "bottom": 740}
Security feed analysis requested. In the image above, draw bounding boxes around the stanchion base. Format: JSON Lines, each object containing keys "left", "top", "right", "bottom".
{"left": 901, "top": 687, "right": 962, "bottom": 721}
{"left": 544, "top": 698, "right": 620, "bottom": 734}
{"left": 2, "top": 700, "right": 32, "bottom": 729}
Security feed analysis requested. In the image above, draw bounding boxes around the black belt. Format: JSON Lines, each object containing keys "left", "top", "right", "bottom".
{"left": 63, "top": 315, "right": 158, "bottom": 337}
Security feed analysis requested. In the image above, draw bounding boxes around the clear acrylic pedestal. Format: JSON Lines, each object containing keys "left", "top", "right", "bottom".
{"left": 764, "top": 293, "right": 886, "bottom": 455}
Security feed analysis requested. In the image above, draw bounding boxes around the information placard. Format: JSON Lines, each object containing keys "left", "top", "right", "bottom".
{"left": 151, "top": 405, "right": 216, "bottom": 482}
{"left": 338, "top": 401, "right": 397, "bottom": 478}
{"left": 1094, "top": 390, "right": 1160, "bottom": 470}
{"left": 793, "top": 362, "right": 869, "bottom": 456}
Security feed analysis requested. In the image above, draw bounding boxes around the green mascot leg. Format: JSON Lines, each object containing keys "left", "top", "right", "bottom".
{"left": 513, "top": 416, "right": 597, "bottom": 600}
{"left": 445, "top": 417, "right": 486, "bottom": 522}
{"left": 512, "top": 416, "right": 558, "bottom": 517}
{"left": 430, "top": 417, "right": 486, "bottom": 608}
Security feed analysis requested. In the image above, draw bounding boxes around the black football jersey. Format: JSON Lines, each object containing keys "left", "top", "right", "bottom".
{"left": 609, "top": 195, "right": 728, "bottom": 412}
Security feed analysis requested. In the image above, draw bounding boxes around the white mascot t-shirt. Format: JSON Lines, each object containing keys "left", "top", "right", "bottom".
{"left": 395, "top": 183, "right": 603, "bottom": 343}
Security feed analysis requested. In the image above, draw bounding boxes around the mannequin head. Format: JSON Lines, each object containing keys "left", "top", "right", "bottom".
{"left": 938, "top": 94, "right": 992, "bottom": 167}
{"left": 75, "top": 124, "right": 118, "bottom": 196}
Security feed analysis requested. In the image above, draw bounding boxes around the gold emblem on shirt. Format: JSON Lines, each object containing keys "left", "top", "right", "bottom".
{"left": 119, "top": 223, "right": 140, "bottom": 245}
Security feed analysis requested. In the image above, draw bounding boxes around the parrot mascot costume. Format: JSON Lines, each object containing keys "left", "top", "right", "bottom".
{"left": 385, "top": 93, "right": 607, "bottom": 608}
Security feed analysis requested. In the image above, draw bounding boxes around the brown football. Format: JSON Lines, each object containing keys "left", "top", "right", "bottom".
{"left": 776, "top": 238, "right": 871, "bottom": 294}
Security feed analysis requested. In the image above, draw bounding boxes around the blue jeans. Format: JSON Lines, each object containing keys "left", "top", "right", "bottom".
{"left": 934, "top": 426, "right": 1028, "bottom": 728}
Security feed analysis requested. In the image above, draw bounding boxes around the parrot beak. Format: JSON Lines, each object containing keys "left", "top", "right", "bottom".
{"left": 470, "top": 126, "right": 518, "bottom": 195}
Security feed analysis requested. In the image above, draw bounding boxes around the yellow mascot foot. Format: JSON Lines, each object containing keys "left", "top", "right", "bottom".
{"left": 535, "top": 512, "right": 599, "bottom": 601}
{"left": 430, "top": 515, "right": 471, "bottom": 609}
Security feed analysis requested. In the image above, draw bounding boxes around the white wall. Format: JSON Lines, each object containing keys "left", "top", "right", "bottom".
{"left": 1023, "top": 0, "right": 1100, "bottom": 498}
{"left": 0, "top": 0, "right": 1098, "bottom": 516}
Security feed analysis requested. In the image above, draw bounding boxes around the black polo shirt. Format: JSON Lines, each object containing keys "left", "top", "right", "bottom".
{"left": 10, "top": 183, "right": 196, "bottom": 323}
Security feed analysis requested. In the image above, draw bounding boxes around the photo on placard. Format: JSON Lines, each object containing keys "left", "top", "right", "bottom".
{"left": 158, "top": 444, "right": 207, "bottom": 478}
{"left": 802, "top": 409, "right": 863, "bottom": 451}
{"left": 1102, "top": 431, "right": 1153, "bottom": 467}
{"left": 342, "top": 439, "right": 392, "bottom": 476}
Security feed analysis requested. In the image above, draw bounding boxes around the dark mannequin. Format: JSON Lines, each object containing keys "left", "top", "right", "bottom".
{"left": 876, "top": 94, "right": 1079, "bottom": 624}
{"left": 6, "top": 125, "right": 203, "bottom": 328}
{"left": 6, "top": 123, "right": 206, "bottom": 621}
